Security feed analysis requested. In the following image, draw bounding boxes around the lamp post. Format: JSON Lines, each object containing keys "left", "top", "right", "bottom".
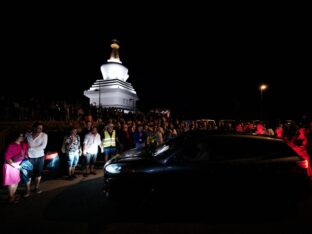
{"left": 259, "top": 84, "right": 267, "bottom": 119}
{"left": 129, "top": 98, "right": 134, "bottom": 112}
{"left": 97, "top": 79, "right": 102, "bottom": 108}
{"left": 98, "top": 86, "right": 101, "bottom": 107}
{"left": 98, "top": 82, "right": 101, "bottom": 119}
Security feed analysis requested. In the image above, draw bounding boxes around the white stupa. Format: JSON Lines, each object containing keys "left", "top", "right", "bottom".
{"left": 84, "top": 39, "right": 139, "bottom": 111}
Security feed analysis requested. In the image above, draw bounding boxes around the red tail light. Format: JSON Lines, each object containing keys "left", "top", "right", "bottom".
{"left": 297, "top": 159, "right": 309, "bottom": 169}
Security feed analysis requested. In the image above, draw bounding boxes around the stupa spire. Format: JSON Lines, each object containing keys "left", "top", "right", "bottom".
{"left": 107, "top": 39, "right": 121, "bottom": 63}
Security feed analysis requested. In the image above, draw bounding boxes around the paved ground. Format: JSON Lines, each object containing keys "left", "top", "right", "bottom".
{"left": 1, "top": 167, "right": 312, "bottom": 234}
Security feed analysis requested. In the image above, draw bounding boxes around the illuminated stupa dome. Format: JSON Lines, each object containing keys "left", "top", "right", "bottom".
{"left": 84, "top": 39, "right": 139, "bottom": 111}
{"left": 100, "top": 39, "right": 129, "bottom": 82}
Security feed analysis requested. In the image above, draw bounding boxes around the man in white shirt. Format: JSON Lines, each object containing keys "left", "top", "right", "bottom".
{"left": 83, "top": 126, "right": 102, "bottom": 176}
{"left": 26, "top": 122, "right": 48, "bottom": 194}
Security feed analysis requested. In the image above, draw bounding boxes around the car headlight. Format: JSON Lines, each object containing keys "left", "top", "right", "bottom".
{"left": 105, "top": 164, "right": 122, "bottom": 174}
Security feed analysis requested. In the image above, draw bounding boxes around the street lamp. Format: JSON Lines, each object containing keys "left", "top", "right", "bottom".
{"left": 259, "top": 84, "right": 267, "bottom": 119}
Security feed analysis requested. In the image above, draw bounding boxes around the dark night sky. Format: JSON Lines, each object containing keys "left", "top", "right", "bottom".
{"left": 1, "top": 5, "right": 311, "bottom": 120}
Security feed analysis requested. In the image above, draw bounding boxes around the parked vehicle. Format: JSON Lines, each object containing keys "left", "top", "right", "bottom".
{"left": 103, "top": 131, "right": 310, "bottom": 201}
{"left": 195, "top": 119, "right": 217, "bottom": 130}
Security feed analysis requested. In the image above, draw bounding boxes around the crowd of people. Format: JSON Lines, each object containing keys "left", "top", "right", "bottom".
{"left": 2, "top": 107, "right": 312, "bottom": 204}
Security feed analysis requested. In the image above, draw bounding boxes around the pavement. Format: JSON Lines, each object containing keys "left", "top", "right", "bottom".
{"left": 1, "top": 166, "right": 312, "bottom": 234}
{"left": 0, "top": 166, "right": 103, "bottom": 233}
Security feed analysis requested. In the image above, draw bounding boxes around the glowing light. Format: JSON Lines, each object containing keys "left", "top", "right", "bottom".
{"left": 105, "top": 164, "right": 122, "bottom": 174}
{"left": 260, "top": 84, "right": 267, "bottom": 91}
{"left": 111, "top": 43, "right": 120, "bottom": 49}
{"left": 297, "top": 159, "right": 309, "bottom": 169}
{"left": 45, "top": 152, "right": 58, "bottom": 160}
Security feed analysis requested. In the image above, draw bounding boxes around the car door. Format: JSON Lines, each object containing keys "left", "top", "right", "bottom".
{"left": 162, "top": 140, "right": 218, "bottom": 196}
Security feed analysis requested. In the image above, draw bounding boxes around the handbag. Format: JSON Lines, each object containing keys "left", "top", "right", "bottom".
{"left": 20, "top": 158, "right": 32, "bottom": 184}
{"left": 20, "top": 158, "right": 33, "bottom": 171}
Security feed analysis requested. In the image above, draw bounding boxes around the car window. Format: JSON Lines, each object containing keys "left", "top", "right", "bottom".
{"left": 153, "top": 133, "right": 195, "bottom": 159}
{"left": 171, "top": 140, "right": 211, "bottom": 163}
{"left": 205, "top": 136, "right": 297, "bottom": 160}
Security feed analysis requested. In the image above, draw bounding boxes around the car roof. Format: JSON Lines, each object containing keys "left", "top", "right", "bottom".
{"left": 183, "top": 130, "right": 282, "bottom": 142}
{"left": 196, "top": 119, "right": 216, "bottom": 122}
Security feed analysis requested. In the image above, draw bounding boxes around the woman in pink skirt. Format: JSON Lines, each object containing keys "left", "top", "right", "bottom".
{"left": 2, "top": 133, "right": 28, "bottom": 203}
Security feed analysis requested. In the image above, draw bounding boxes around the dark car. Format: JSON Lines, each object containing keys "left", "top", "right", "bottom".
{"left": 103, "top": 131, "right": 311, "bottom": 202}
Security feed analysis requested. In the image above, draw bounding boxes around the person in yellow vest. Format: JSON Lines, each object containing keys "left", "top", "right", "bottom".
{"left": 102, "top": 123, "right": 117, "bottom": 162}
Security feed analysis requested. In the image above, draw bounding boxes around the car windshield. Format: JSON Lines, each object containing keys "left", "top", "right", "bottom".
{"left": 152, "top": 134, "right": 190, "bottom": 158}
